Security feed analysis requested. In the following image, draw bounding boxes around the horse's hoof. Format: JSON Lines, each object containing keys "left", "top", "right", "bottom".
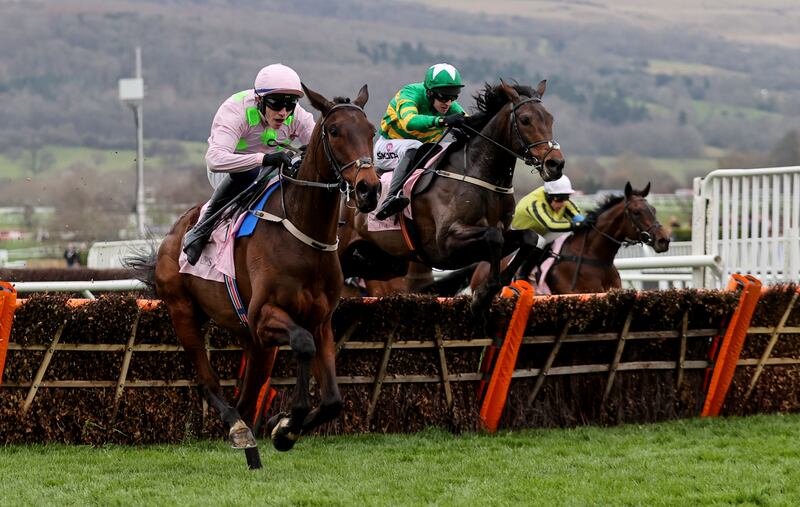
{"left": 268, "top": 413, "right": 299, "bottom": 452}
{"left": 266, "top": 412, "right": 289, "bottom": 436}
{"left": 229, "top": 419, "right": 258, "bottom": 449}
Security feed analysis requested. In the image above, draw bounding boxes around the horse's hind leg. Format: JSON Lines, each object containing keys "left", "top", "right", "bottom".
{"left": 252, "top": 303, "right": 315, "bottom": 452}
{"left": 163, "top": 297, "right": 256, "bottom": 449}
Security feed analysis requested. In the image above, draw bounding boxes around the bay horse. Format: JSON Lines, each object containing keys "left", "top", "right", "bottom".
{"left": 339, "top": 80, "right": 565, "bottom": 313}
{"left": 131, "top": 84, "right": 381, "bottom": 464}
{"left": 469, "top": 182, "right": 671, "bottom": 294}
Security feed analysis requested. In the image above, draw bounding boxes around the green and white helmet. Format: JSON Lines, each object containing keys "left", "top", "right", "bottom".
{"left": 424, "top": 63, "right": 464, "bottom": 92}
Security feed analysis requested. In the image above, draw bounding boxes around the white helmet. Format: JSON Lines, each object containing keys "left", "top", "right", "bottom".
{"left": 543, "top": 175, "right": 575, "bottom": 195}
{"left": 254, "top": 64, "right": 303, "bottom": 97}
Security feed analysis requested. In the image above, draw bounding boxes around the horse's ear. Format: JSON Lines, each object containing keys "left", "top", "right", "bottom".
{"left": 499, "top": 78, "right": 521, "bottom": 103}
{"left": 302, "top": 83, "right": 333, "bottom": 116}
{"left": 624, "top": 181, "right": 633, "bottom": 198}
{"left": 536, "top": 79, "right": 547, "bottom": 98}
{"left": 641, "top": 182, "right": 651, "bottom": 197}
{"left": 353, "top": 84, "right": 369, "bottom": 108}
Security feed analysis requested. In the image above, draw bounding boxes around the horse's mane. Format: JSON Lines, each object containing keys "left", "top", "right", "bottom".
{"left": 331, "top": 96, "right": 351, "bottom": 104}
{"left": 462, "top": 82, "right": 539, "bottom": 133}
{"left": 585, "top": 194, "right": 624, "bottom": 225}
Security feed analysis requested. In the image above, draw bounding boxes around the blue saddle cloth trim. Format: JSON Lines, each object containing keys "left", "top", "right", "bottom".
{"left": 237, "top": 181, "right": 281, "bottom": 238}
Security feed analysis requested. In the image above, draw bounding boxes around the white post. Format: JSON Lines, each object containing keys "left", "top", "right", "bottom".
{"left": 119, "top": 47, "right": 146, "bottom": 239}
{"left": 134, "top": 47, "right": 146, "bottom": 238}
{"left": 691, "top": 176, "right": 707, "bottom": 288}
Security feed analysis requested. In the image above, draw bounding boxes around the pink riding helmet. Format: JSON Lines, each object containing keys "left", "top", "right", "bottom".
{"left": 254, "top": 64, "right": 304, "bottom": 97}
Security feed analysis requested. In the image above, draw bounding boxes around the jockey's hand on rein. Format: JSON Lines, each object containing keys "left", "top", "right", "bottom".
{"left": 438, "top": 112, "right": 466, "bottom": 128}
{"left": 570, "top": 214, "right": 585, "bottom": 230}
{"left": 263, "top": 151, "right": 292, "bottom": 168}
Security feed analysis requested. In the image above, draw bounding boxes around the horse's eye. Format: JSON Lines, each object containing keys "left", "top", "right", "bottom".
{"left": 520, "top": 116, "right": 531, "bottom": 126}
{"left": 329, "top": 126, "right": 339, "bottom": 137}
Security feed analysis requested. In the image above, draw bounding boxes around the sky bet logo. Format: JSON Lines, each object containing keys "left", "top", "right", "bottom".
{"left": 377, "top": 151, "right": 399, "bottom": 160}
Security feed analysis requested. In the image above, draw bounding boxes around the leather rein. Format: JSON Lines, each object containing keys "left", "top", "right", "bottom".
{"left": 252, "top": 103, "right": 374, "bottom": 251}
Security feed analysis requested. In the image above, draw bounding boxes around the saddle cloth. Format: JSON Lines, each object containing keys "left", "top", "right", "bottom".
{"left": 533, "top": 233, "right": 570, "bottom": 295}
{"left": 178, "top": 179, "right": 280, "bottom": 283}
{"left": 366, "top": 146, "right": 449, "bottom": 232}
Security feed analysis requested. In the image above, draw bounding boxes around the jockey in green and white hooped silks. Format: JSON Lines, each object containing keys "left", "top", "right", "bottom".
{"left": 183, "top": 63, "right": 316, "bottom": 265}
{"left": 373, "top": 63, "right": 467, "bottom": 220}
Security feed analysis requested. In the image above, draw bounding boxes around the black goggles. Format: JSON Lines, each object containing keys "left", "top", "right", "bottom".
{"left": 431, "top": 91, "right": 459, "bottom": 102}
{"left": 262, "top": 94, "right": 299, "bottom": 112}
{"left": 548, "top": 194, "right": 570, "bottom": 203}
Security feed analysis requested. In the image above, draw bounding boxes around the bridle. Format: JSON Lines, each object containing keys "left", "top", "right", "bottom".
{"left": 252, "top": 102, "right": 374, "bottom": 252}
{"left": 277, "top": 102, "right": 374, "bottom": 194}
{"left": 590, "top": 196, "right": 661, "bottom": 248}
{"left": 560, "top": 195, "right": 661, "bottom": 291}
{"left": 459, "top": 95, "right": 560, "bottom": 175}
{"left": 510, "top": 96, "right": 560, "bottom": 171}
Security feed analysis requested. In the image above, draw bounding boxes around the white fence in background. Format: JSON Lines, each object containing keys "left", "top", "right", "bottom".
{"left": 87, "top": 239, "right": 160, "bottom": 269}
{"left": 692, "top": 166, "right": 800, "bottom": 288}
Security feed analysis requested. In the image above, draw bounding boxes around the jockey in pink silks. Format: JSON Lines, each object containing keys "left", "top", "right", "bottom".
{"left": 183, "top": 63, "right": 316, "bottom": 265}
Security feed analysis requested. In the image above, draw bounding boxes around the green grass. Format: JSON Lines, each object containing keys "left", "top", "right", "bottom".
{"left": 690, "top": 100, "right": 783, "bottom": 123}
{"left": 646, "top": 59, "right": 743, "bottom": 77}
{"left": 2, "top": 414, "right": 800, "bottom": 506}
{"left": 594, "top": 155, "right": 717, "bottom": 181}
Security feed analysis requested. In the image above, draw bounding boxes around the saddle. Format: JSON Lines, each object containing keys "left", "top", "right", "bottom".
{"left": 408, "top": 141, "right": 460, "bottom": 197}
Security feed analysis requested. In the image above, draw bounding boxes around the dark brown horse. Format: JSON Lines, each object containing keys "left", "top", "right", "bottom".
{"left": 339, "top": 80, "right": 564, "bottom": 313}
{"left": 469, "top": 182, "right": 670, "bottom": 294}
{"left": 131, "top": 85, "right": 381, "bottom": 465}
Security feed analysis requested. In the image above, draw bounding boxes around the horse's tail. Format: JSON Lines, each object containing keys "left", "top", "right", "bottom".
{"left": 123, "top": 248, "right": 157, "bottom": 291}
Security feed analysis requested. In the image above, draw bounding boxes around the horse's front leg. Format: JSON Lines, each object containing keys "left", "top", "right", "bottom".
{"left": 444, "top": 222, "right": 504, "bottom": 314}
{"left": 252, "top": 303, "right": 315, "bottom": 452}
{"left": 498, "top": 229, "right": 541, "bottom": 287}
{"left": 299, "top": 323, "right": 343, "bottom": 435}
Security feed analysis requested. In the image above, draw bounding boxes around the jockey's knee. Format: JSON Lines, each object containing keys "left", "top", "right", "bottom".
{"left": 521, "top": 230, "right": 539, "bottom": 248}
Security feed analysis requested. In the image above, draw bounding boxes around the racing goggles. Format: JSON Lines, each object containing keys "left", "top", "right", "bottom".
{"left": 548, "top": 194, "right": 570, "bottom": 203}
{"left": 431, "top": 91, "right": 459, "bottom": 103}
{"left": 262, "top": 94, "right": 299, "bottom": 112}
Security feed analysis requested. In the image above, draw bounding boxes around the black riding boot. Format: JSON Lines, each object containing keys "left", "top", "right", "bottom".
{"left": 374, "top": 148, "right": 418, "bottom": 220}
{"left": 514, "top": 246, "right": 546, "bottom": 282}
{"left": 182, "top": 174, "right": 253, "bottom": 265}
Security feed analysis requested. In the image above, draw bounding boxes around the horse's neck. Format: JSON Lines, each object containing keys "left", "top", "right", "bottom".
{"left": 582, "top": 209, "right": 627, "bottom": 262}
{"left": 282, "top": 148, "right": 340, "bottom": 243}
{"left": 460, "top": 113, "right": 516, "bottom": 187}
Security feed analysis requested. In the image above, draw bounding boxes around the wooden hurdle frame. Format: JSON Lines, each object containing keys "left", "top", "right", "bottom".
{"left": 2, "top": 281, "right": 799, "bottom": 432}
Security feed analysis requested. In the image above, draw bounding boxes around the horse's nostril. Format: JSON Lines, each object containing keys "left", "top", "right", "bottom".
{"left": 546, "top": 158, "right": 565, "bottom": 173}
{"left": 356, "top": 180, "right": 369, "bottom": 194}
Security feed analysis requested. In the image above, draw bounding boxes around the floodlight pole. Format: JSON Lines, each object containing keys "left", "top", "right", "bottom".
{"left": 133, "top": 47, "right": 146, "bottom": 238}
